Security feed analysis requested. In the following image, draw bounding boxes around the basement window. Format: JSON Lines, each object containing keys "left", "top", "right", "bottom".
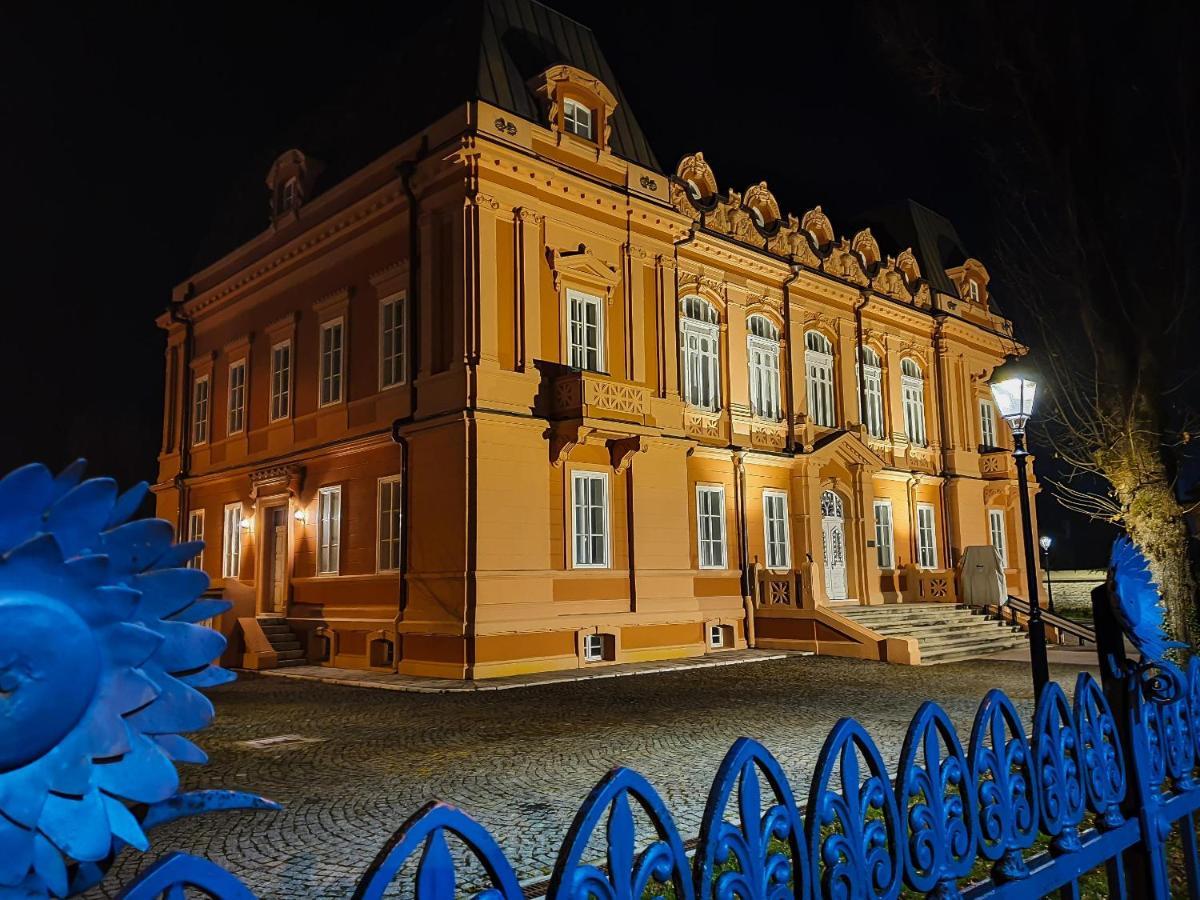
{"left": 709, "top": 625, "right": 727, "bottom": 648}
{"left": 583, "top": 633, "right": 609, "bottom": 662}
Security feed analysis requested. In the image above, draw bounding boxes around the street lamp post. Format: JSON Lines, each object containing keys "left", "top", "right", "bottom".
{"left": 990, "top": 356, "right": 1050, "bottom": 698}
{"left": 1039, "top": 535, "right": 1057, "bottom": 617}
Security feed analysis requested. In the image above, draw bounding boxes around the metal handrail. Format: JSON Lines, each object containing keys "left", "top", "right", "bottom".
{"left": 990, "top": 594, "right": 1097, "bottom": 646}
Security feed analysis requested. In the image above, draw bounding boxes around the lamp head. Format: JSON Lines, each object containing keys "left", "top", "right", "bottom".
{"left": 989, "top": 355, "right": 1038, "bottom": 435}
{"left": 1039, "top": 535, "right": 1052, "bottom": 552}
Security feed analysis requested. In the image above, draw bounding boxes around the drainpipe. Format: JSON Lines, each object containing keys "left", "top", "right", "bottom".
{"left": 168, "top": 292, "right": 194, "bottom": 539}
{"left": 782, "top": 264, "right": 800, "bottom": 452}
{"left": 854, "top": 292, "right": 869, "bottom": 424}
{"left": 389, "top": 141, "right": 427, "bottom": 673}
{"left": 932, "top": 314, "right": 957, "bottom": 570}
{"left": 734, "top": 451, "right": 755, "bottom": 645}
{"left": 672, "top": 219, "right": 699, "bottom": 398}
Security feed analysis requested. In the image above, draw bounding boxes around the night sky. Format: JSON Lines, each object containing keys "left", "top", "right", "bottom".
{"left": 3, "top": 1, "right": 1123, "bottom": 566}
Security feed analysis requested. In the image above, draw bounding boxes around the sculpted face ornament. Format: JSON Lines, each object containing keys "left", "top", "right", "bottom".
{"left": 0, "top": 460, "right": 271, "bottom": 897}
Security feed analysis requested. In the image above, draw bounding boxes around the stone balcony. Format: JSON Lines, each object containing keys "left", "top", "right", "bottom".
{"left": 979, "top": 449, "right": 1014, "bottom": 479}
{"left": 539, "top": 363, "right": 653, "bottom": 428}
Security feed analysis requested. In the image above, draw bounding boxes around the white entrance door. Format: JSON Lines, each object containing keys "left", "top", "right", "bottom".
{"left": 821, "top": 490, "right": 848, "bottom": 600}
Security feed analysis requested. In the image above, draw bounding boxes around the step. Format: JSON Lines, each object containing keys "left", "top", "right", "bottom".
{"left": 870, "top": 623, "right": 1020, "bottom": 641}
{"left": 921, "top": 642, "right": 1025, "bottom": 665}
{"left": 273, "top": 659, "right": 309, "bottom": 668}
{"left": 261, "top": 625, "right": 293, "bottom": 636}
{"left": 275, "top": 649, "right": 306, "bottom": 661}
{"left": 257, "top": 617, "right": 288, "bottom": 625}
{"left": 914, "top": 633, "right": 1026, "bottom": 652}
{"left": 268, "top": 640, "right": 302, "bottom": 652}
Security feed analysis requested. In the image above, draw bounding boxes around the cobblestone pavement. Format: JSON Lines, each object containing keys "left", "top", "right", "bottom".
{"left": 92, "top": 654, "right": 1097, "bottom": 898}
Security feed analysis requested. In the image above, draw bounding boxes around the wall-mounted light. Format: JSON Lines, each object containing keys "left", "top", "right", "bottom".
{"left": 294, "top": 509, "right": 307, "bottom": 524}
{"left": 240, "top": 517, "right": 254, "bottom": 532}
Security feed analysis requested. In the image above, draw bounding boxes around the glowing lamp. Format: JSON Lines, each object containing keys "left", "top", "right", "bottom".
{"left": 1039, "top": 535, "right": 1052, "bottom": 552}
{"left": 988, "top": 356, "right": 1038, "bottom": 436}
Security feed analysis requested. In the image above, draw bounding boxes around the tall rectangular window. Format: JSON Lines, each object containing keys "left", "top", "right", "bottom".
{"left": 681, "top": 322, "right": 721, "bottom": 410}
{"left": 380, "top": 293, "right": 406, "bottom": 388}
{"left": 571, "top": 471, "right": 609, "bottom": 568}
{"left": 989, "top": 508, "right": 1008, "bottom": 567}
{"left": 979, "top": 399, "right": 997, "bottom": 449}
{"left": 319, "top": 319, "right": 344, "bottom": 406}
{"left": 858, "top": 348, "right": 885, "bottom": 439}
{"left": 192, "top": 375, "right": 209, "bottom": 445}
{"left": 187, "top": 509, "right": 205, "bottom": 570}
{"left": 270, "top": 341, "right": 291, "bottom": 421}
{"left": 317, "top": 486, "right": 342, "bottom": 575}
{"left": 804, "top": 332, "right": 836, "bottom": 428}
{"left": 377, "top": 476, "right": 402, "bottom": 573}
{"left": 748, "top": 338, "right": 781, "bottom": 420}
{"left": 222, "top": 503, "right": 242, "bottom": 578}
{"left": 228, "top": 360, "right": 246, "bottom": 434}
{"left": 763, "top": 490, "right": 791, "bottom": 570}
{"left": 916, "top": 502, "right": 938, "bottom": 569}
{"left": 696, "top": 485, "right": 727, "bottom": 569}
{"left": 567, "top": 289, "right": 604, "bottom": 371}
{"left": 901, "top": 361, "right": 927, "bottom": 447}
{"left": 873, "top": 500, "right": 894, "bottom": 569}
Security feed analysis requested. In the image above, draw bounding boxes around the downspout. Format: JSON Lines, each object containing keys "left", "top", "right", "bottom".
{"left": 782, "top": 264, "right": 800, "bottom": 452}
{"left": 389, "top": 141, "right": 427, "bottom": 672}
{"left": 854, "top": 292, "right": 869, "bottom": 424}
{"left": 734, "top": 451, "right": 755, "bottom": 646}
{"left": 672, "top": 218, "right": 699, "bottom": 398}
{"left": 168, "top": 295, "right": 193, "bottom": 539}
{"left": 932, "top": 314, "right": 957, "bottom": 570}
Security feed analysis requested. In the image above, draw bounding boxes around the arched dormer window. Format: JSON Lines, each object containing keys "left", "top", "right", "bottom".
{"left": 531, "top": 65, "right": 617, "bottom": 151}
{"left": 901, "top": 358, "right": 927, "bottom": 446}
{"left": 804, "top": 331, "right": 836, "bottom": 428}
{"left": 857, "top": 345, "right": 884, "bottom": 439}
{"left": 265, "top": 149, "right": 322, "bottom": 225}
{"left": 747, "top": 315, "right": 781, "bottom": 420}
{"left": 680, "top": 296, "right": 720, "bottom": 411}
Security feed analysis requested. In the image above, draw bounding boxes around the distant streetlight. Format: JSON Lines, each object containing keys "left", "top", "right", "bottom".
{"left": 1039, "top": 535, "right": 1057, "bottom": 617}
{"left": 990, "top": 356, "right": 1049, "bottom": 697}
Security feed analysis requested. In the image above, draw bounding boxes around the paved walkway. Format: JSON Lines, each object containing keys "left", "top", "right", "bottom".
{"left": 252, "top": 648, "right": 791, "bottom": 692}
{"left": 90, "top": 652, "right": 1100, "bottom": 899}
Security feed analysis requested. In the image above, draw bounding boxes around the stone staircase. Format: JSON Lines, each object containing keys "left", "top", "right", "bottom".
{"left": 257, "top": 617, "right": 308, "bottom": 668}
{"left": 836, "top": 603, "right": 1026, "bottom": 665}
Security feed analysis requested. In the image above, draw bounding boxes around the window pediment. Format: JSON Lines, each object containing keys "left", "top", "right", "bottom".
{"left": 547, "top": 244, "right": 619, "bottom": 299}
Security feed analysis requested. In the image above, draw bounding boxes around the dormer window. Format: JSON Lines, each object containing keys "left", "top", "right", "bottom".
{"left": 563, "top": 98, "right": 594, "bottom": 140}
{"left": 265, "top": 149, "right": 322, "bottom": 225}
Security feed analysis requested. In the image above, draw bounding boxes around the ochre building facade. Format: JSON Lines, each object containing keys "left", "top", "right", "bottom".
{"left": 154, "top": 0, "right": 1044, "bottom": 678}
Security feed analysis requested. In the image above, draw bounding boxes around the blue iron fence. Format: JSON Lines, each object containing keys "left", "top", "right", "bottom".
{"left": 115, "top": 659, "right": 1200, "bottom": 900}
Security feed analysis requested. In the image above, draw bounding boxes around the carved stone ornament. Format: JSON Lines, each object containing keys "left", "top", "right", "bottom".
{"left": 851, "top": 228, "right": 880, "bottom": 268}
{"left": 608, "top": 436, "right": 645, "bottom": 473}
{"left": 801, "top": 206, "right": 835, "bottom": 248}
{"left": 549, "top": 424, "right": 594, "bottom": 467}
{"left": 249, "top": 464, "right": 305, "bottom": 499}
{"left": 547, "top": 244, "right": 620, "bottom": 299}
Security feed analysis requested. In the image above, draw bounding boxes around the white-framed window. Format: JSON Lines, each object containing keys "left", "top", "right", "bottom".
{"left": 380, "top": 293, "right": 407, "bottom": 388}
{"left": 583, "top": 632, "right": 605, "bottom": 662}
{"left": 317, "top": 486, "right": 342, "bottom": 575}
{"left": 857, "top": 346, "right": 885, "bottom": 439}
{"left": 989, "top": 508, "right": 1008, "bottom": 568}
{"left": 966, "top": 280, "right": 980, "bottom": 303}
{"left": 377, "top": 476, "right": 403, "bottom": 573}
{"left": 571, "top": 470, "right": 610, "bottom": 568}
{"left": 804, "top": 331, "right": 836, "bottom": 428}
{"left": 221, "top": 503, "right": 242, "bottom": 579}
{"left": 762, "top": 489, "right": 791, "bottom": 570}
{"left": 319, "top": 319, "right": 344, "bottom": 406}
{"left": 916, "top": 502, "right": 938, "bottom": 569}
{"left": 227, "top": 360, "right": 246, "bottom": 434}
{"left": 680, "top": 296, "right": 721, "bottom": 411}
{"left": 696, "top": 484, "right": 727, "bottom": 569}
{"left": 873, "top": 500, "right": 894, "bottom": 569}
{"left": 187, "top": 509, "right": 205, "bottom": 570}
{"left": 901, "top": 358, "right": 927, "bottom": 446}
{"left": 709, "top": 624, "right": 726, "bottom": 648}
{"left": 270, "top": 340, "right": 291, "bottom": 421}
{"left": 192, "top": 375, "right": 210, "bottom": 445}
{"left": 567, "top": 289, "right": 604, "bottom": 371}
{"left": 979, "top": 398, "right": 997, "bottom": 449}
{"left": 747, "top": 315, "right": 781, "bottom": 420}
{"left": 563, "top": 98, "right": 593, "bottom": 139}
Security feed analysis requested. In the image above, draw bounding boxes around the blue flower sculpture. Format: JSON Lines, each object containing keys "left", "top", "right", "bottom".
{"left": 1109, "top": 535, "right": 1184, "bottom": 662}
{"left": 0, "top": 461, "right": 234, "bottom": 897}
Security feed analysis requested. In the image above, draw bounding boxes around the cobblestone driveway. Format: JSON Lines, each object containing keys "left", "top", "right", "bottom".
{"left": 93, "top": 654, "right": 1095, "bottom": 898}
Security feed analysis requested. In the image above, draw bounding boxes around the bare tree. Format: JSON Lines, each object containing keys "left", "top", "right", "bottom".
{"left": 867, "top": 0, "right": 1200, "bottom": 645}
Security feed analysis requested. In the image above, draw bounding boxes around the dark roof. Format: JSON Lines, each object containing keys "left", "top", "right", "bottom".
{"left": 852, "top": 199, "right": 971, "bottom": 299}
{"left": 190, "top": 0, "right": 657, "bottom": 272}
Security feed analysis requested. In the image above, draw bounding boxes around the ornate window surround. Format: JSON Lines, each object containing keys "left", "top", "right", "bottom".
{"left": 530, "top": 64, "right": 618, "bottom": 153}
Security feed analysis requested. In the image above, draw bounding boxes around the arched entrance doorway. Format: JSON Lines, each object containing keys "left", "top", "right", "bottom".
{"left": 821, "top": 490, "right": 848, "bottom": 600}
